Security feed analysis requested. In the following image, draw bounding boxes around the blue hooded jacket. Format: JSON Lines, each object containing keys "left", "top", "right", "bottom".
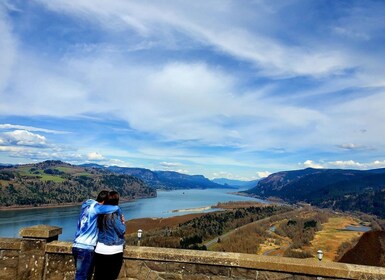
{"left": 72, "top": 199, "right": 118, "bottom": 250}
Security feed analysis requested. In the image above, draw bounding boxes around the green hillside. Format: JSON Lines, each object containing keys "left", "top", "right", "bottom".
{"left": 0, "top": 160, "right": 156, "bottom": 207}
{"left": 244, "top": 168, "right": 385, "bottom": 217}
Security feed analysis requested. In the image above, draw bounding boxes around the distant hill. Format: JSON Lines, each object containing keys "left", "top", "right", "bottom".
{"left": 339, "top": 230, "right": 385, "bottom": 267}
{"left": 0, "top": 160, "right": 155, "bottom": 208}
{"left": 107, "top": 166, "right": 227, "bottom": 190}
{"left": 244, "top": 168, "right": 385, "bottom": 217}
{"left": 211, "top": 178, "right": 259, "bottom": 188}
{"left": 79, "top": 163, "right": 105, "bottom": 169}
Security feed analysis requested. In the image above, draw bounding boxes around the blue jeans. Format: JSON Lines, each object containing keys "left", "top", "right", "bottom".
{"left": 72, "top": 247, "right": 94, "bottom": 280}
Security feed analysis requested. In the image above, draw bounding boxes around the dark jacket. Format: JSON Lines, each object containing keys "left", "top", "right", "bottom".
{"left": 97, "top": 209, "right": 125, "bottom": 246}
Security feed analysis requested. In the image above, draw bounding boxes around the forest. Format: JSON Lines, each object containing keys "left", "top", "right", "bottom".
{"left": 0, "top": 161, "right": 156, "bottom": 207}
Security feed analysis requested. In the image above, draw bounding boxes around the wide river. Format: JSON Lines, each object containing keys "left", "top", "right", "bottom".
{"left": 0, "top": 188, "right": 267, "bottom": 241}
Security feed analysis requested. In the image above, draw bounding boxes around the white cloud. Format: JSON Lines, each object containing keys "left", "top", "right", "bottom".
{"left": 103, "top": 158, "right": 131, "bottom": 167}
{"left": 87, "top": 152, "right": 104, "bottom": 161}
{"left": 0, "top": 124, "right": 69, "bottom": 134}
{"left": 301, "top": 159, "right": 385, "bottom": 170}
{"left": 160, "top": 162, "right": 181, "bottom": 167}
{"left": 338, "top": 143, "right": 362, "bottom": 150}
{"left": 1, "top": 130, "right": 47, "bottom": 147}
{"left": 328, "top": 160, "right": 363, "bottom": 168}
{"left": 302, "top": 160, "right": 325, "bottom": 169}
{"left": 256, "top": 171, "right": 271, "bottom": 179}
{"left": 33, "top": 0, "right": 354, "bottom": 78}
{"left": 0, "top": 4, "right": 17, "bottom": 94}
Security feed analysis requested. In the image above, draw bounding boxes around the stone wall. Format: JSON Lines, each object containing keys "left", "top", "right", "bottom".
{"left": 1, "top": 225, "right": 385, "bottom": 280}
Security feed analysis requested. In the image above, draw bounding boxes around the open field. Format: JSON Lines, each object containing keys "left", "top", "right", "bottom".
{"left": 306, "top": 216, "right": 364, "bottom": 261}
{"left": 204, "top": 207, "right": 367, "bottom": 261}
{"left": 213, "top": 201, "right": 270, "bottom": 209}
{"left": 125, "top": 213, "right": 205, "bottom": 234}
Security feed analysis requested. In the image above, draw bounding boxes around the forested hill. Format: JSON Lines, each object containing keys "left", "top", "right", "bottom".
{"left": 244, "top": 168, "right": 385, "bottom": 217}
{"left": 0, "top": 160, "right": 156, "bottom": 207}
{"left": 106, "top": 166, "right": 227, "bottom": 190}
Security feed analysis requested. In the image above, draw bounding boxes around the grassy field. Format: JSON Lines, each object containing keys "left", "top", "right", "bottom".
{"left": 306, "top": 216, "right": 364, "bottom": 261}
{"left": 125, "top": 213, "right": 205, "bottom": 234}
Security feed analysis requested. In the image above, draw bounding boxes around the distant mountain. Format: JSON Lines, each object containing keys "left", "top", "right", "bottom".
{"left": 211, "top": 178, "right": 259, "bottom": 188}
{"left": 79, "top": 163, "right": 105, "bottom": 169}
{"left": 244, "top": 168, "right": 385, "bottom": 217}
{"left": 0, "top": 160, "right": 155, "bottom": 208}
{"left": 107, "top": 166, "right": 227, "bottom": 190}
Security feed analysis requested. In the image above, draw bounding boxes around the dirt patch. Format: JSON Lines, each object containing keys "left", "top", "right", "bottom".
{"left": 125, "top": 213, "right": 206, "bottom": 234}
{"left": 214, "top": 201, "right": 269, "bottom": 209}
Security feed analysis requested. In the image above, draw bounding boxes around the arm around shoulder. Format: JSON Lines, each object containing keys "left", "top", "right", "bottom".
{"left": 95, "top": 204, "right": 119, "bottom": 214}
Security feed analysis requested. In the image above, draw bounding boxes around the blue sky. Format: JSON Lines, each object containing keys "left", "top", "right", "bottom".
{"left": 1, "top": 0, "right": 385, "bottom": 180}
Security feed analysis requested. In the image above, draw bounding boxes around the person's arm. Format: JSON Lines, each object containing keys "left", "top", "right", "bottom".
{"left": 95, "top": 204, "right": 119, "bottom": 215}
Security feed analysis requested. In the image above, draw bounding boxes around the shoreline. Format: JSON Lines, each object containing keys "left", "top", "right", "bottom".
{"left": 171, "top": 206, "right": 213, "bottom": 213}
{"left": 0, "top": 197, "right": 136, "bottom": 212}
{"left": 0, "top": 202, "right": 82, "bottom": 211}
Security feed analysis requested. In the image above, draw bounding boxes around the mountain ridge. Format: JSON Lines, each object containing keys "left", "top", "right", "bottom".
{"left": 244, "top": 167, "right": 385, "bottom": 217}
{"left": 106, "top": 166, "right": 228, "bottom": 190}
{"left": 0, "top": 160, "right": 156, "bottom": 208}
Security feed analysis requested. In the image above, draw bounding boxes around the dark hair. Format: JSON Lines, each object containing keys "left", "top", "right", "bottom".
{"left": 98, "top": 191, "right": 120, "bottom": 230}
{"left": 96, "top": 190, "right": 109, "bottom": 203}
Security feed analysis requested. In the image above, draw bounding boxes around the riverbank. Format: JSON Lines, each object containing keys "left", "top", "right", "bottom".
{"left": 171, "top": 206, "right": 212, "bottom": 213}
{"left": 0, "top": 197, "right": 136, "bottom": 211}
{"left": 0, "top": 202, "right": 82, "bottom": 211}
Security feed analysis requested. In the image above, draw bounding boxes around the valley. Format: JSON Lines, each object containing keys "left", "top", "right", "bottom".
{"left": 124, "top": 202, "right": 375, "bottom": 263}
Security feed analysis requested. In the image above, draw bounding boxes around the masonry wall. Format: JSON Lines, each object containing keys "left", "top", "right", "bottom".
{"left": 1, "top": 225, "right": 385, "bottom": 280}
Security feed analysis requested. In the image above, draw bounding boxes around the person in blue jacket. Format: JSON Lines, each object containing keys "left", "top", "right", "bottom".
{"left": 93, "top": 191, "right": 126, "bottom": 280}
{"left": 72, "top": 190, "right": 119, "bottom": 280}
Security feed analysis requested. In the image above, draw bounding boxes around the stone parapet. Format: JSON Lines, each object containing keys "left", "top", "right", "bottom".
{"left": 2, "top": 225, "right": 385, "bottom": 279}
{"left": 122, "top": 246, "right": 385, "bottom": 280}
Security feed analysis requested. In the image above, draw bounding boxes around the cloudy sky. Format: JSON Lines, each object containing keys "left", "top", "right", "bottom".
{"left": 1, "top": 0, "right": 385, "bottom": 180}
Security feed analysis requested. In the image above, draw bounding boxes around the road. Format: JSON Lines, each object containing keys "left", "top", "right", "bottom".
{"left": 203, "top": 208, "right": 301, "bottom": 251}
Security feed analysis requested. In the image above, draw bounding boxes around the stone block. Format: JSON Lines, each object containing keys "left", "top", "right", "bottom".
{"left": 182, "top": 273, "right": 210, "bottom": 280}
{"left": 167, "top": 262, "right": 196, "bottom": 274}
{"left": 45, "top": 241, "right": 72, "bottom": 254}
{"left": 122, "top": 259, "right": 143, "bottom": 278}
{"left": 211, "top": 276, "right": 235, "bottom": 280}
{"left": 44, "top": 253, "right": 75, "bottom": 280}
{"left": 1, "top": 249, "right": 20, "bottom": 258}
{"left": 230, "top": 266, "right": 258, "bottom": 278}
{"left": 194, "top": 264, "right": 230, "bottom": 277}
{"left": 0, "top": 238, "right": 22, "bottom": 250}
{"left": 158, "top": 272, "right": 183, "bottom": 280}
{"left": 0, "top": 255, "right": 19, "bottom": 268}
{"left": 144, "top": 260, "right": 167, "bottom": 272}
{"left": 19, "top": 225, "right": 62, "bottom": 241}
{"left": 0, "top": 266, "right": 18, "bottom": 280}
{"left": 257, "top": 270, "right": 295, "bottom": 279}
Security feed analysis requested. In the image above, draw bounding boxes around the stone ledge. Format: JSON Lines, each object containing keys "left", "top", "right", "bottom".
{"left": 0, "top": 238, "right": 22, "bottom": 250}
{"left": 19, "top": 225, "right": 62, "bottom": 239}
{"left": 37, "top": 242, "right": 385, "bottom": 279}
{"left": 124, "top": 246, "right": 385, "bottom": 279}
{"left": 46, "top": 241, "right": 72, "bottom": 254}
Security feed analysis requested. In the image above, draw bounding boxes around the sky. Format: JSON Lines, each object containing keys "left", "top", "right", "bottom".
{"left": 1, "top": 0, "right": 385, "bottom": 181}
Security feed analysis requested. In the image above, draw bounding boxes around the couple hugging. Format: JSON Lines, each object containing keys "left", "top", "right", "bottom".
{"left": 72, "top": 190, "right": 126, "bottom": 280}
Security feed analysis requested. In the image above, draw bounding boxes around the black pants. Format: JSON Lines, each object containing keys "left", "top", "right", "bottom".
{"left": 93, "top": 252, "right": 123, "bottom": 280}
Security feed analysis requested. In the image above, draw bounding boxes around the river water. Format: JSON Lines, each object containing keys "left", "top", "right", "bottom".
{"left": 0, "top": 188, "right": 266, "bottom": 241}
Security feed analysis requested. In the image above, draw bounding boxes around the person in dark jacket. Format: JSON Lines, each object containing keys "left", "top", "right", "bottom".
{"left": 93, "top": 191, "right": 126, "bottom": 280}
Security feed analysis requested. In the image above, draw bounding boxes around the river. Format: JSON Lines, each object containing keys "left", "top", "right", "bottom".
{"left": 0, "top": 188, "right": 267, "bottom": 241}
